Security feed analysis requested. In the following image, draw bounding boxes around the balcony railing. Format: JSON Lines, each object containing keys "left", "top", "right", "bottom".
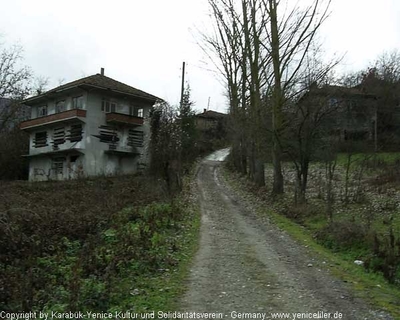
{"left": 20, "top": 109, "right": 86, "bottom": 130}
{"left": 106, "top": 112, "right": 143, "bottom": 126}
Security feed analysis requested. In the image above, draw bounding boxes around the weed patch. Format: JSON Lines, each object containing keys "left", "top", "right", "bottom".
{"left": 0, "top": 174, "right": 200, "bottom": 312}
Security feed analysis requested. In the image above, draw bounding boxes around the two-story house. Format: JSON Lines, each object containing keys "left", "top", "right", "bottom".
{"left": 297, "top": 84, "right": 378, "bottom": 142}
{"left": 20, "top": 69, "right": 159, "bottom": 181}
{"left": 195, "top": 109, "right": 227, "bottom": 139}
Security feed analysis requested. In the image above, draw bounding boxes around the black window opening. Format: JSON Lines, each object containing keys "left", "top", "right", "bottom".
{"left": 93, "top": 125, "right": 119, "bottom": 150}
{"left": 34, "top": 131, "right": 48, "bottom": 148}
{"left": 68, "top": 124, "right": 83, "bottom": 142}
{"left": 52, "top": 127, "right": 66, "bottom": 150}
{"left": 52, "top": 157, "right": 65, "bottom": 175}
{"left": 128, "top": 129, "right": 144, "bottom": 147}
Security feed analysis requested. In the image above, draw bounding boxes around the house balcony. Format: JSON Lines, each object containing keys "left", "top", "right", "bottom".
{"left": 105, "top": 144, "right": 141, "bottom": 157}
{"left": 20, "top": 109, "right": 87, "bottom": 130}
{"left": 106, "top": 112, "right": 143, "bottom": 126}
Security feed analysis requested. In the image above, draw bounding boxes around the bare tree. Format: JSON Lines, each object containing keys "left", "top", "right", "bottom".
{"left": 0, "top": 43, "right": 31, "bottom": 98}
{"left": 284, "top": 48, "right": 341, "bottom": 203}
{"left": 149, "top": 101, "right": 183, "bottom": 195}
{"left": 200, "top": 0, "right": 248, "bottom": 175}
{"left": 323, "top": 140, "right": 337, "bottom": 223}
{"left": 201, "top": 0, "right": 273, "bottom": 186}
{"left": 201, "top": 0, "right": 332, "bottom": 192}
{"left": 33, "top": 76, "right": 49, "bottom": 95}
{"left": 262, "top": 0, "right": 332, "bottom": 194}
{"left": 0, "top": 42, "right": 32, "bottom": 132}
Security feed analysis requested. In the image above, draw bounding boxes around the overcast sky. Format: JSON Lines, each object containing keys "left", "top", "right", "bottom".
{"left": 0, "top": 0, "right": 399, "bottom": 113}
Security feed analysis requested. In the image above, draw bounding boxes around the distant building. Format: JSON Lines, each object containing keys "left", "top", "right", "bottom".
{"left": 195, "top": 109, "right": 227, "bottom": 136}
{"left": 298, "top": 85, "right": 378, "bottom": 142}
{"left": 20, "top": 69, "right": 159, "bottom": 181}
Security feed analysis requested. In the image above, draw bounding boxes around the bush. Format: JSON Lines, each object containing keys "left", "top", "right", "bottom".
{"left": 314, "top": 221, "right": 368, "bottom": 250}
{"left": 0, "top": 129, "right": 29, "bottom": 180}
{"left": 365, "top": 230, "right": 400, "bottom": 284}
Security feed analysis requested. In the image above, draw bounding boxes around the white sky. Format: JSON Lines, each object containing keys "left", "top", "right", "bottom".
{"left": 0, "top": 0, "right": 399, "bottom": 113}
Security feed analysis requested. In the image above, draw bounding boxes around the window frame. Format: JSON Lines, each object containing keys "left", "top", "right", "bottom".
{"left": 56, "top": 100, "right": 66, "bottom": 113}
{"left": 38, "top": 105, "right": 48, "bottom": 117}
{"left": 72, "top": 96, "right": 84, "bottom": 109}
{"left": 101, "top": 98, "right": 116, "bottom": 113}
{"left": 129, "top": 106, "right": 144, "bottom": 118}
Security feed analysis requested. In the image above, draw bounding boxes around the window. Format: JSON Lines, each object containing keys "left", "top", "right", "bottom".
{"left": 34, "top": 131, "right": 48, "bottom": 148}
{"left": 56, "top": 100, "right": 66, "bottom": 113}
{"left": 72, "top": 96, "right": 84, "bottom": 109}
{"left": 68, "top": 124, "right": 83, "bottom": 142}
{"left": 53, "top": 127, "right": 66, "bottom": 148}
{"left": 127, "top": 129, "right": 144, "bottom": 147}
{"left": 70, "top": 155, "right": 79, "bottom": 163}
{"left": 129, "top": 106, "right": 144, "bottom": 117}
{"left": 38, "top": 105, "right": 48, "bottom": 117}
{"left": 52, "top": 157, "right": 65, "bottom": 175}
{"left": 101, "top": 99, "right": 116, "bottom": 113}
{"left": 94, "top": 125, "right": 119, "bottom": 145}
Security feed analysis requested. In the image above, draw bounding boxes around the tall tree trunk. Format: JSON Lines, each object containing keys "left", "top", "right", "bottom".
{"left": 325, "top": 159, "right": 336, "bottom": 223}
{"left": 240, "top": 139, "right": 248, "bottom": 174}
{"left": 272, "top": 142, "right": 284, "bottom": 193}
{"left": 248, "top": 142, "right": 256, "bottom": 180}
{"left": 300, "top": 159, "right": 309, "bottom": 203}
{"left": 254, "top": 157, "right": 265, "bottom": 187}
{"left": 269, "top": 0, "right": 284, "bottom": 194}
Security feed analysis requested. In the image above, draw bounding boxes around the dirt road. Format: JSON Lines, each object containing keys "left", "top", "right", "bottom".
{"left": 180, "top": 152, "right": 393, "bottom": 320}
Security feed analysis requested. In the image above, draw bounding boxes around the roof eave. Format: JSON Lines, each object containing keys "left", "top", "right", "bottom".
{"left": 84, "top": 84, "right": 160, "bottom": 103}
{"left": 24, "top": 84, "right": 160, "bottom": 105}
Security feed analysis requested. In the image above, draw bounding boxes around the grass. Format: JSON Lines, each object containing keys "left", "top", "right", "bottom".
{"left": 336, "top": 152, "right": 400, "bottom": 166}
{"left": 268, "top": 209, "right": 400, "bottom": 317}
{"left": 119, "top": 175, "right": 201, "bottom": 312}
{"left": 107, "top": 198, "right": 201, "bottom": 313}
{"left": 223, "top": 166, "right": 400, "bottom": 318}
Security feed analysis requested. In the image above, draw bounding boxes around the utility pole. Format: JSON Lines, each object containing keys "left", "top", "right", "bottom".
{"left": 207, "top": 97, "right": 211, "bottom": 110}
{"left": 180, "top": 61, "right": 186, "bottom": 111}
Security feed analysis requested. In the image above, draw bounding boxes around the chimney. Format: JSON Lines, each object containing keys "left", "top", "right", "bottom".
{"left": 100, "top": 68, "right": 104, "bottom": 76}
{"left": 204, "top": 108, "right": 207, "bottom": 113}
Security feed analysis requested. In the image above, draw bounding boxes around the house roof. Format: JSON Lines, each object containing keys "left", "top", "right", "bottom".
{"left": 196, "top": 109, "right": 227, "bottom": 119}
{"left": 298, "top": 84, "right": 376, "bottom": 104}
{"left": 24, "top": 73, "right": 161, "bottom": 104}
{"left": 320, "top": 85, "right": 373, "bottom": 97}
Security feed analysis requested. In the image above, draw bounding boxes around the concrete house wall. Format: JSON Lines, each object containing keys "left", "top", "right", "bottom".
{"left": 26, "top": 89, "right": 88, "bottom": 181}
{"left": 82, "top": 91, "right": 152, "bottom": 178}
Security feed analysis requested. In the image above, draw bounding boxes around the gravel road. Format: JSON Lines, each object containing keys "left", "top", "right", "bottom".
{"left": 180, "top": 151, "right": 393, "bottom": 320}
